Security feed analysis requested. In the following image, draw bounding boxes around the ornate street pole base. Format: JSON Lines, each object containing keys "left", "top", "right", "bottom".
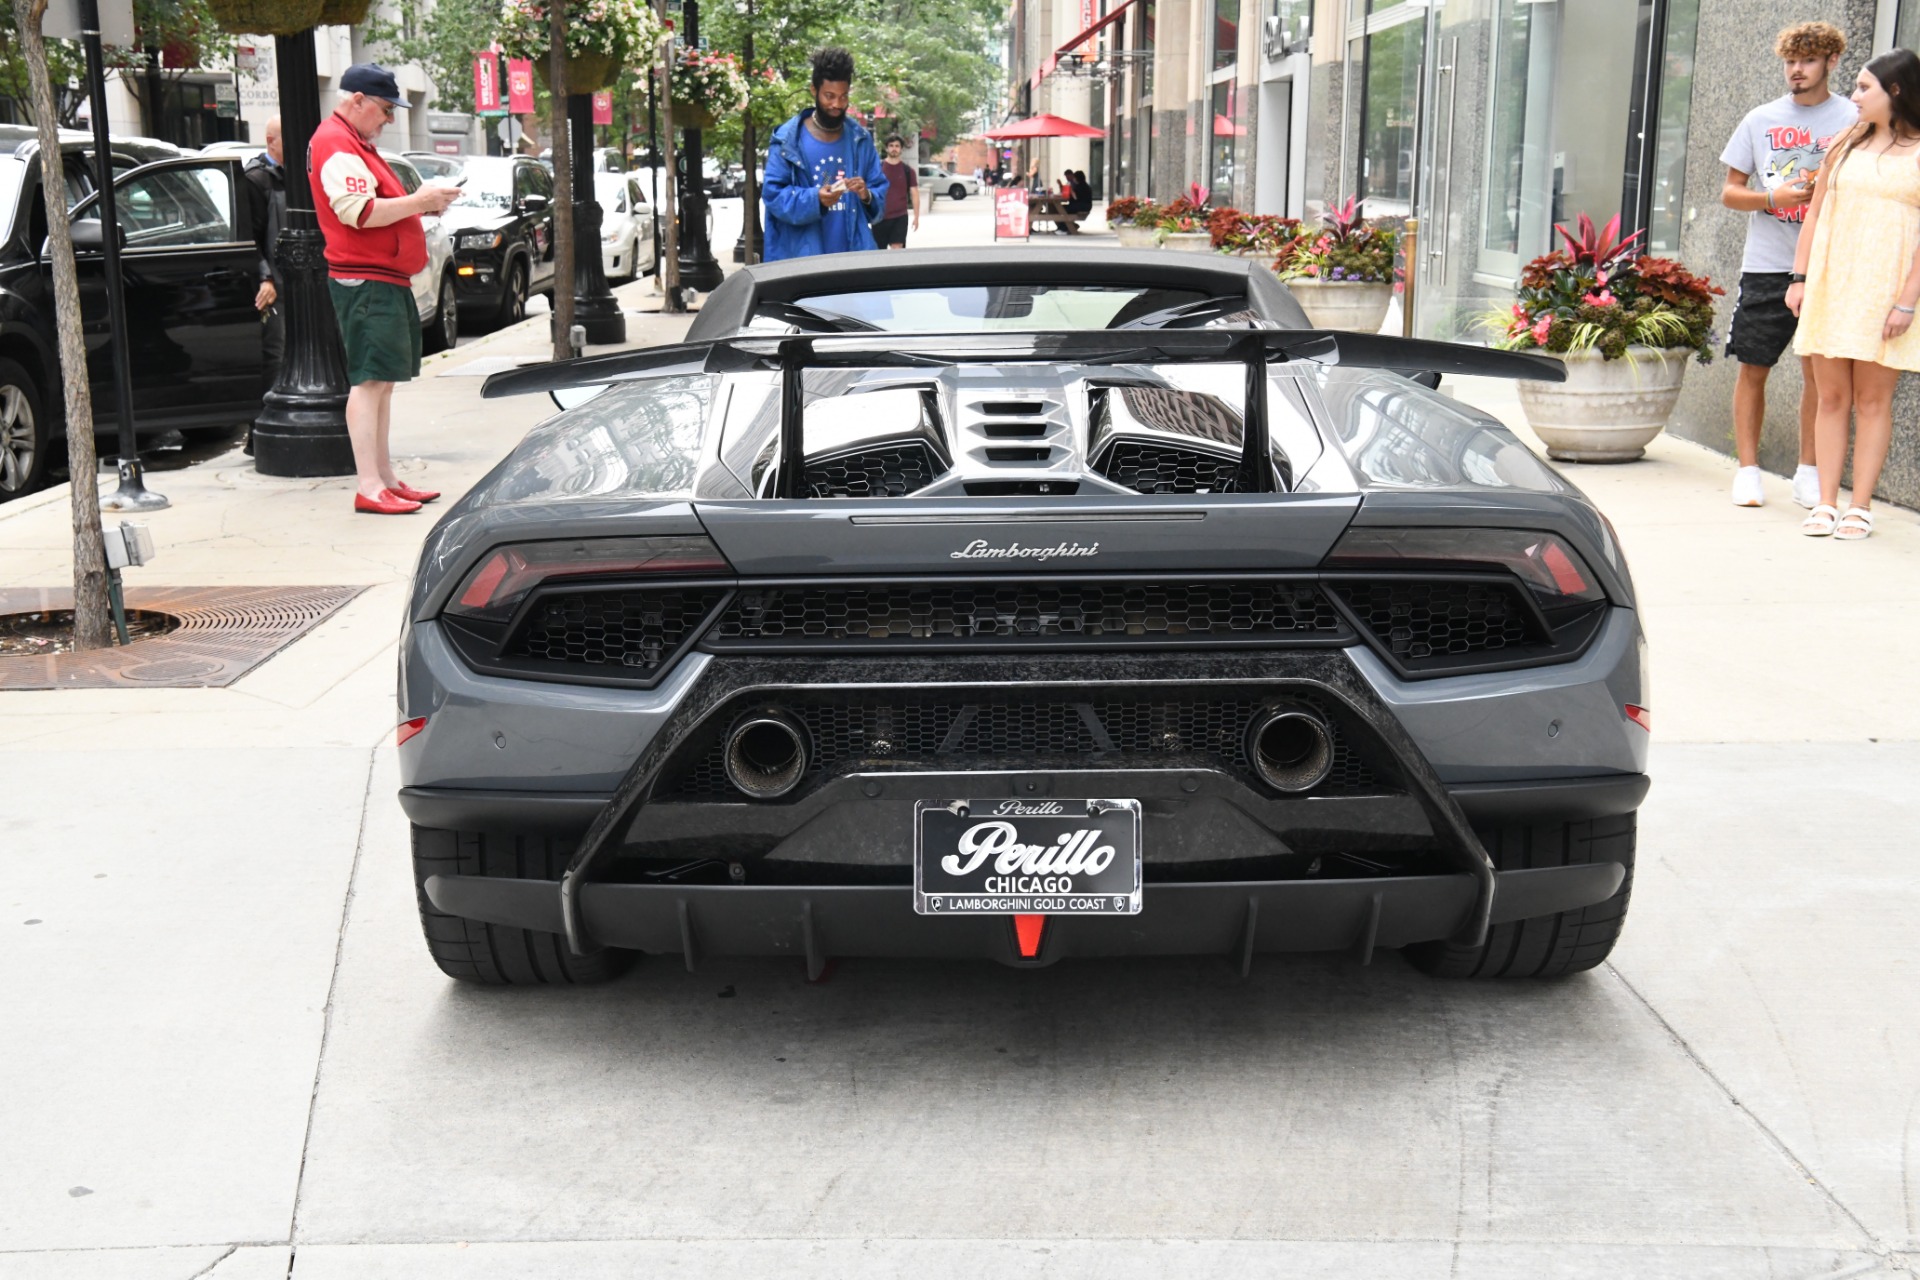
{"left": 569, "top": 198, "right": 627, "bottom": 345}
{"left": 254, "top": 224, "right": 353, "bottom": 477}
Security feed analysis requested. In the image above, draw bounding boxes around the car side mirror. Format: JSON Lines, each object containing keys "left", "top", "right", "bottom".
{"left": 520, "top": 193, "right": 549, "bottom": 213}
{"left": 47, "top": 220, "right": 121, "bottom": 257}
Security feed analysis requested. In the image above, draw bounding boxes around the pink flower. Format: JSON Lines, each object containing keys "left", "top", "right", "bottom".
{"left": 1531, "top": 315, "right": 1553, "bottom": 344}
{"left": 1583, "top": 290, "right": 1615, "bottom": 307}
{"left": 1511, "top": 303, "right": 1526, "bottom": 319}
{"left": 1595, "top": 269, "right": 1609, "bottom": 286}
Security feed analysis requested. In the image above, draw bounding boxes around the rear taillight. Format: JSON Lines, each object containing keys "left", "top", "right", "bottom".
{"left": 1322, "top": 527, "right": 1606, "bottom": 605}
{"left": 445, "top": 535, "right": 730, "bottom": 624}
{"left": 1624, "top": 704, "right": 1651, "bottom": 733}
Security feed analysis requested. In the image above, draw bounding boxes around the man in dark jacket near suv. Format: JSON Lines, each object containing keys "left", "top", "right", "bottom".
{"left": 241, "top": 116, "right": 286, "bottom": 410}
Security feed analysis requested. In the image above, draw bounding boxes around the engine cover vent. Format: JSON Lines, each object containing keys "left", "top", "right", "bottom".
{"left": 1098, "top": 440, "right": 1242, "bottom": 494}
{"left": 803, "top": 441, "right": 944, "bottom": 498}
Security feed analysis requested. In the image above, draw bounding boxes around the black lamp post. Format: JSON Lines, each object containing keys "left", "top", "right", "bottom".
{"left": 252, "top": 28, "right": 354, "bottom": 477}
{"left": 675, "top": 0, "right": 724, "bottom": 291}
{"left": 565, "top": 92, "right": 626, "bottom": 343}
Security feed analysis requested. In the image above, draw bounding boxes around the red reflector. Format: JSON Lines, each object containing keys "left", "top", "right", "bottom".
{"left": 396, "top": 717, "right": 427, "bottom": 746}
{"left": 1013, "top": 914, "right": 1046, "bottom": 958}
{"left": 1624, "top": 704, "right": 1651, "bottom": 733}
{"left": 1540, "top": 539, "right": 1591, "bottom": 596}
{"left": 457, "top": 551, "right": 513, "bottom": 609}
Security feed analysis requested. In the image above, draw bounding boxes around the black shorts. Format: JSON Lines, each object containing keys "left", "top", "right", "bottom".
{"left": 872, "top": 214, "right": 909, "bottom": 246}
{"left": 1725, "top": 271, "right": 1799, "bottom": 367}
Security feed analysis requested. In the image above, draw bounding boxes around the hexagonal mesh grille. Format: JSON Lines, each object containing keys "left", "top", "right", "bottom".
{"left": 1331, "top": 580, "right": 1536, "bottom": 662}
{"left": 1098, "top": 442, "right": 1242, "bottom": 495}
{"left": 803, "top": 443, "right": 942, "bottom": 498}
{"left": 663, "top": 692, "right": 1387, "bottom": 799}
{"left": 710, "top": 581, "right": 1344, "bottom": 645}
{"left": 504, "top": 588, "right": 728, "bottom": 673}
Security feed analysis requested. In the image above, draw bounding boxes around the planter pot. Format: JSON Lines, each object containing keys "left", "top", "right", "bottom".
{"left": 1516, "top": 346, "right": 1691, "bottom": 462}
{"left": 535, "top": 51, "right": 618, "bottom": 92}
{"left": 1114, "top": 224, "right": 1157, "bottom": 248}
{"left": 670, "top": 102, "right": 718, "bottom": 130}
{"left": 206, "top": 0, "right": 322, "bottom": 35}
{"left": 1285, "top": 279, "right": 1393, "bottom": 333}
{"left": 317, "top": 0, "right": 370, "bottom": 23}
{"left": 1161, "top": 231, "right": 1214, "bottom": 253}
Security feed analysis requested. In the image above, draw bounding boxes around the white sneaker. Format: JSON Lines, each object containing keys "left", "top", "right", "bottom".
{"left": 1731, "top": 466, "right": 1765, "bottom": 507}
{"left": 1792, "top": 464, "right": 1819, "bottom": 509}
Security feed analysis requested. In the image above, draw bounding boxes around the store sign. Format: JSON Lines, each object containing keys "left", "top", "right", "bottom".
{"left": 507, "top": 59, "right": 535, "bottom": 113}
{"left": 474, "top": 53, "right": 503, "bottom": 115}
{"left": 435, "top": 139, "right": 462, "bottom": 155}
{"left": 994, "top": 187, "right": 1029, "bottom": 240}
{"left": 214, "top": 79, "right": 238, "bottom": 118}
{"left": 592, "top": 90, "right": 613, "bottom": 125}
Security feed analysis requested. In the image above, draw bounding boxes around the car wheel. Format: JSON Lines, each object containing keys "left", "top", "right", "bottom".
{"left": 0, "top": 357, "right": 50, "bottom": 500}
{"left": 411, "top": 824, "right": 634, "bottom": 985}
{"left": 1401, "top": 813, "right": 1636, "bottom": 980}
{"left": 501, "top": 260, "right": 529, "bottom": 326}
{"left": 949, "top": 183, "right": 967, "bottom": 200}
{"left": 424, "top": 273, "right": 459, "bottom": 352}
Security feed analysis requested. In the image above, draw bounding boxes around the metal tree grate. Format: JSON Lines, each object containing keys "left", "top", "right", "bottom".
{"left": 0, "top": 585, "right": 365, "bottom": 691}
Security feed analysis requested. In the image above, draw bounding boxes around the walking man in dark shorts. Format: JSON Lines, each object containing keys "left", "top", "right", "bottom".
{"left": 310, "top": 63, "right": 461, "bottom": 514}
{"left": 874, "top": 134, "right": 918, "bottom": 249}
{"left": 1719, "top": 22, "right": 1855, "bottom": 508}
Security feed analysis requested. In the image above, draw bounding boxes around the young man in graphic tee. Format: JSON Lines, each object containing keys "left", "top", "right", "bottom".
{"left": 873, "top": 134, "right": 919, "bottom": 249}
{"left": 761, "top": 47, "right": 888, "bottom": 261}
{"left": 310, "top": 64, "right": 460, "bottom": 514}
{"left": 1719, "top": 22, "right": 1856, "bottom": 509}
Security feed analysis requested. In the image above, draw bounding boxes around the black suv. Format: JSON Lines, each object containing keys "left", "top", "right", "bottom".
{"left": 439, "top": 156, "right": 555, "bottom": 330}
{"left": 0, "top": 132, "right": 262, "bottom": 498}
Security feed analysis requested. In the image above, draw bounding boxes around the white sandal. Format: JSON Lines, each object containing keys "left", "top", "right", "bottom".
{"left": 1835, "top": 506, "right": 1874, "bottom": 541}
{"left": 1801, "top": 503, "right": 1838, "bottom": 537}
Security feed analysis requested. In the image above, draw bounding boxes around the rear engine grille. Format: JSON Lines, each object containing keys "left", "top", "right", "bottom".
{"left": 803, "top": 442, "right": 942, "bottom": 498}
{"left": 708, "top": 581, "right": 1346, "bottom": 648}
{"left": 663, "top": 692, "right": 1388, "bottom": 800}
{"left": 1330, "top": 580, "right": 1537, "bottom": 663}
{"left": 1099, "top": 441, "right": 1242, "bottom": 495}
{"left": 502, "top": 587, "right": 727, "bottom": 674}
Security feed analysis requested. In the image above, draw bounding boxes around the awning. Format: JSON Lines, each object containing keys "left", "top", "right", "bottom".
{"left": 1030, "top": 0, "right": 1142, "bottom": 90}
{"left": 979, "top": 113, "right": 1107, "bottom": 141}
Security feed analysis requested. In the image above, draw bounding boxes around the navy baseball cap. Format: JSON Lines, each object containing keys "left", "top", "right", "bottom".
{"left": 340, "top": 63, "right": 406, "bottom": 106}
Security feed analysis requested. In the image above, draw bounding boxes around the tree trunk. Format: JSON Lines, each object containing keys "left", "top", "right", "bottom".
{"left": 654, "top": 0, "right": 680, "bottom": 312}
{"left": 13, "top": 0, "right": 110, "bottom": 649}
{"left": 547, "top": 2, "right": 574, "bottom": 362}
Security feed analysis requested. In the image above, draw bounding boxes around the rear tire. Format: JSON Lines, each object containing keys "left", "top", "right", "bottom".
{"left": 411, "top": 824, "right": 634, "bottom": 985}
{"left": 423, "top": 273, "right": 459, "bottom": 353}
{"left": 1402, "top": 812, "right": 1636, "bottom": 979}
{"left": 949, "top": 183, "right": 967, "bottom": 200}
{"left": 0, "top": 357, "right": 50, "bottom": 500}
{"left": 499, "top": 260, "right": 529, "bottom": 327}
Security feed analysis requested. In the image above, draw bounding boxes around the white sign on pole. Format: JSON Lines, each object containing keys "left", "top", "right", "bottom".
{"left": 42, "top": 0, "right": 135, "bottom": 46}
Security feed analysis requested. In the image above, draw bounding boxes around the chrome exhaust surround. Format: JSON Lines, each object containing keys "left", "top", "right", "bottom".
{"left": 1247, "top": 707, "right": 1334, "bottom": 793}
{"left": 724, "top": 711, "right": 810, "bottom": 799}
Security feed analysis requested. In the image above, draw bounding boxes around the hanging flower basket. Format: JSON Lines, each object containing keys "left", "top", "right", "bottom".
{"left": 317, "top": 0, "right": 371, "bottom": 24}
{"left": 671, "top": 100, "right": 717, "bottom": 130}
{"left": 498, "top": 0, "right": 666, "bottom": 95}
{"left": 534, "top": 50, "right": 618, "bottom": 92}
{"left": 205, "top": 0, "right": 323, "bottom": 36}
{"left": 670, "top": 49, "right": 746, "bottom": 129}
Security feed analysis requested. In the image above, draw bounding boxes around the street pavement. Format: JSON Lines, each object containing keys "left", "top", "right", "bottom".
{"left": 2, "top": 195, "right": 1918, "bottom": 1280}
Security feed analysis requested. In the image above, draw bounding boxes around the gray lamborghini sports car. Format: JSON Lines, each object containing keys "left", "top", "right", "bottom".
{"left": 398, "top": 249, "right": 1648, "bottom": 985}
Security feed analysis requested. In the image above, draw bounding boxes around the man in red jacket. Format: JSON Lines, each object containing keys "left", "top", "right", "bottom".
{"left": 311, "top": 64, "right": 461, "bottom": 514}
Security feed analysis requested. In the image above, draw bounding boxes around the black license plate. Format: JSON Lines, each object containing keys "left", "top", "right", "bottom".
{"left": 913, "top": 798, "right": 1142, "bottom": 916}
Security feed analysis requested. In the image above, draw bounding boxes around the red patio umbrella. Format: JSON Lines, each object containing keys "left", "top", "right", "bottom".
{"left": 978, "top": 114, "right": 1107, "bottom": 140}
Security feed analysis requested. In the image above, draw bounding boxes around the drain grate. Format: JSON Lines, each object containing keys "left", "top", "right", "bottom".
{"left": 0, "top": 585, "right": 365, "bottom": 691}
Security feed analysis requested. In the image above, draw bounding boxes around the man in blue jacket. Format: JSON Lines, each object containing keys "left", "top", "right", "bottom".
{"left": 762, "top": 47, "right": 888, "bottom": 261}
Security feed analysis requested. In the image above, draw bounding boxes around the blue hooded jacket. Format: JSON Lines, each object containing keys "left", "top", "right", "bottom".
{"left": 761, "top": 108, "right": 888, "bottom": 262}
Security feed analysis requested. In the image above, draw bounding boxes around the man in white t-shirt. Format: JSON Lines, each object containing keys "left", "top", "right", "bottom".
{"left": 1718, "top": 21, "right": 1856, "bottom": 509}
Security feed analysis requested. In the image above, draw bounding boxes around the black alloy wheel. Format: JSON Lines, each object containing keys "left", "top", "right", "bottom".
{"left": 0, "top": 358, "right": 49, "bottom": 500}
{"left": 425, "top": 273, "right": 460, "bottom": 352}
{"left": 949, "top": 183, "right": 967, "bottom": 201}
{"left": 501, "top": 260, "right": 529, "bottom": 327}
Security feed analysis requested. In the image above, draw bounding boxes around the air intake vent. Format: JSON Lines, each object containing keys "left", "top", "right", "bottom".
{"left": 803, "top": 442, "right": 943, "bottom": 498}
{"left": 984, "top": 446, "right": 1052, "bottom": 463}
{"left": 1098, "top": 441, "right": 1242, "bottom": 495}
{"left": 982, "top": 422, "right": 1048, "bottom": 438}
{"left": 1329, "top": 580, "right": 1539, "bottom": 664}
{"left": 502, "top": 587, "right": 728, "bottom": 674}
{"left": 978, "top": 401, "right": 1046, "bottom": 416}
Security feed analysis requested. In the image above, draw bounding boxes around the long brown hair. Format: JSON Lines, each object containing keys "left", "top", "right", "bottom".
{"left": 1828, "top": 49, "right": 1920, "bottom": 172}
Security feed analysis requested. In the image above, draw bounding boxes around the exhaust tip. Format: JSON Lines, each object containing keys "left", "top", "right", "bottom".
{"left": 724, "top": 712, "right": 809, "bottom": 799}
{"left": 1247, "top": 707, "right": 1334, "bottom": 794}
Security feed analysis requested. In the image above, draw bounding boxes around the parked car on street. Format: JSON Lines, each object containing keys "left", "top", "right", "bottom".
{"left": 920, "top": 164, "right": 979, "bottom": 200}
{"left": 398, "top": 248, "right": 1647, "bottom": 987}
{"left": 384, "top": 152, "right": 459, "bottom": 352}
{"left": 440, "top": 155, "right": 555, "bottom": 331}
{"left": 594, "top": 171, "right": 655, "bottom": 283}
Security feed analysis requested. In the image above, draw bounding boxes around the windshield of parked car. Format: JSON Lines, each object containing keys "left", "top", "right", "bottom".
{"left": 788, "top": 284, "right": 1214, "bottom": 332}
{"left": 407, "top": 154, "right": 464, "bottom": 180}
{"left": 450, "top": 159, "right": 514, "bottom": 211}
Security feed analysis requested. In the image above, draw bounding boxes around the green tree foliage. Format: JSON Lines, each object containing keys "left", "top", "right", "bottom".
{"left": 0, "top": 28, "right": 85, "bottom": 123}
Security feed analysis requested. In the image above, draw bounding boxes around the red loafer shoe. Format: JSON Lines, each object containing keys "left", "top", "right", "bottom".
{"left": 354, "top": 489, "right": 422, "bottom": 515}
{"left": 389, "top": 482, "right": 440, "bottom": 504}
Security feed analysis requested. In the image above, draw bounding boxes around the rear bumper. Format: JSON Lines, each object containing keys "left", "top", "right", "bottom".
{"left": 423, "top": 862, "right": 1626, "bottom": 972}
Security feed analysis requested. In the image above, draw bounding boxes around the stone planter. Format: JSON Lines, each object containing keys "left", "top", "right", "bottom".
{"left": 1516, "top": 346, "right": 1691, "bottom": 462}
{"left": 1161, "top": 231, "right": 1214, "bottom": 253}
{"left": 1114, "top": 224, "right": 1157, "bottom": 249}
{"left": 1285, "top": 279, "right": 1393, "bottom": 333}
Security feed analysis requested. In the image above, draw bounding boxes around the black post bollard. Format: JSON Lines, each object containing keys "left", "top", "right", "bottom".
{"left": 675, "top": 0, "right": 725, "bottom": 292}
{"left": 566, "top": 92, "right": 626, "bottom": 344}
{"left": 253, "top": 27, "right": 354, "bottom": 478}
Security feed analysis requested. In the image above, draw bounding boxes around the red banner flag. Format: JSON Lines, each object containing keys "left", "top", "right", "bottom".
{"left": 592, "top": 90, "right": 613, "bottom": 125}
{"left": 473, "top": 53, "right": 502, "bottom": 114}
{"left": 507, "top": 58, "right": 535, "bottom": 113}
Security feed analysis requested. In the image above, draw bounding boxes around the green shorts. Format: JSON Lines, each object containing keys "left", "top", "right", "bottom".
{"left": 328, "top": 278, "right": 422, "bottom": 385}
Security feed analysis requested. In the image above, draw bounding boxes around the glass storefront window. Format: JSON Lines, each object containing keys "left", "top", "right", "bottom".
{"left": 1214, "top": 0, "right": 1238, "bottom": 72}
{"left": 1211, "top": 81, "right": 1240, "bottom": 202}
{"left": 1359, "top": 15, "right": 1424, "bottom": 215}
{"left": 1645, "top": 0, "right": 1700, "bottom": 254}
{"left": 1900, "top": 1, "right": 1920, "bottom": 50}
{"left": 1482, "top": 0, "right": 1535, "bottom": 257}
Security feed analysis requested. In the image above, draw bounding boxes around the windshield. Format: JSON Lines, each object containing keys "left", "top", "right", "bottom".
{"left": 451, "top": 159, "right": 514, "bottom": 210}
{"left": 792, "top": 284, "right": 1214, "bottom": 332}
{"left": 409, "top": 154, "right": 463, "bottom": 180}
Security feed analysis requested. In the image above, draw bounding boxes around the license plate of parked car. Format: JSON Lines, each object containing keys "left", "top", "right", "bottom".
{"left": 913, "top": 798, "right": 1143, "bottom": 915}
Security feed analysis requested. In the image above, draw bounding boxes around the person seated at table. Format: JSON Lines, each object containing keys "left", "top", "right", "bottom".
{"left": 1063, "top": 170, "right": 1093, "bottom": 217}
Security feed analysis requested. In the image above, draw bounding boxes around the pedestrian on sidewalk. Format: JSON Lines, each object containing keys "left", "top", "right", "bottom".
{"left": 1787, "top": 48, "right": 1920, "bottom": 541}
{"left": 310, "top": 64, "right": 461, "bottom": 515}
{"left": 241, "top": 115, "right": 286, "bottom": 457}
{"left": 873, "top": 134, "right": 919, "bottom": 249}
{"left": 1720, "top": 21, "right": 1856, "bottom": 510}
{"left": 761, "top": 47, "right": 887, "bottom": 262}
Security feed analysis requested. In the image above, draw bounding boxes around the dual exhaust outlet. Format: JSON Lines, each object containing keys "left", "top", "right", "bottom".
{"left": 720, "top": 704, "right": 1335, "bottom": 800}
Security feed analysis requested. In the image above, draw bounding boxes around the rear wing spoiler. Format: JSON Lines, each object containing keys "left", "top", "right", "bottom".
{"left": 480, "top": 328, "right": 1566, "bottom": 499}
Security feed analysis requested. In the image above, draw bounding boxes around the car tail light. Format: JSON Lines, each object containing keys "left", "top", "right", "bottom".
{"left": 1321, "top": 527, "right": 1606, "bottom": 605}
{"left": 396, "top": 716, "right": 427, "bottom": 746}
{"left": 1624, "top": 704, "right": 1651, "bottom": 733}
{"left": 444, "top": 535, "right": 731, "bottom": 625}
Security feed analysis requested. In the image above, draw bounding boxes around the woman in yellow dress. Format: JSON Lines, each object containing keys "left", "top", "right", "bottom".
{"left": 1787, "top": 49, "right": 1920, "bottom": 540}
